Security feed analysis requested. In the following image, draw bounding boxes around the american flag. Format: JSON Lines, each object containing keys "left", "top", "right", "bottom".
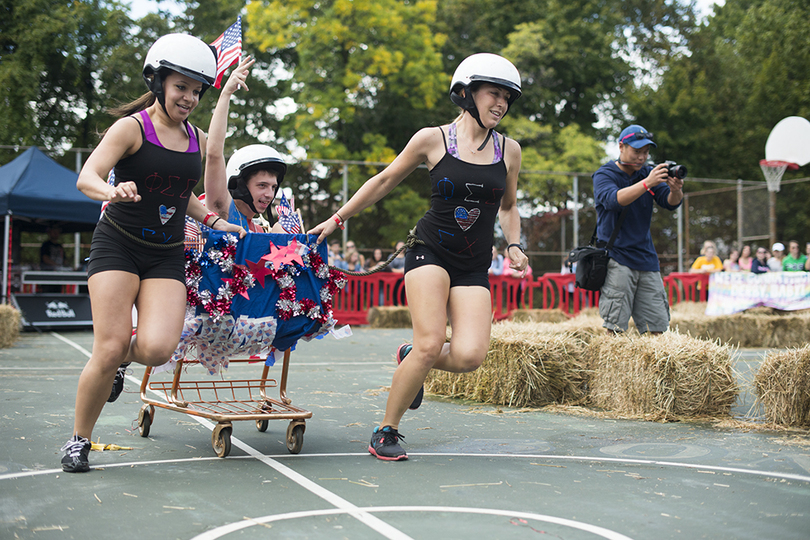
{"left": 210, "top": 16, "right": 242, "bottom": 89}
{"left": 276, "top": 192, "right": 301, "bottom": 234}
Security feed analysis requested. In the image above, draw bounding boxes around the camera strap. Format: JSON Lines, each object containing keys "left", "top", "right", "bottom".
{"left": 589, "top": 207, "right": 629, "bottom": 251}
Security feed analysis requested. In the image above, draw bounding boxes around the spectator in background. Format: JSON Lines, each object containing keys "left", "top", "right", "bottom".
{"left": 365, "top": 248, "right": 386, "bottom": 271}
{"left": 689, "top": 240, "right": 723, "bottom": 274}
{"left": 738, "top": 245, "right": 753, "bottom": 271}
{"left": 344, "top": 240, "right": 365, "bottom": 268}
{"left": 328, "top": 240, "right": 343, "bottom": 267}
{"left": 388, "top": 241, "right": 406, "bottom": 274}
{"left": 782, "top": 240, "right": 808, "bottom": 272}
{"left": 768, "top": 242, "right": 785, "bottom": 272}
{"left": 341, "top": 249, "right": 363, "bottom": 272}
{"left": 723, "top": 248, "right": 740, "bottom": 272}
{"left": 750, "top": 246, "right": 770, "bottom": 274}
{"left": 488, "top": 245, "right": 504, "bottom": 275}
{"left": 40, "top": 226, "right": 66, "bottom": 270}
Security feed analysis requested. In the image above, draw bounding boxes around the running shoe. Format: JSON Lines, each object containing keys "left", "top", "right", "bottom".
{"left": 368, "top": 426, "right": 408, "bottom": 461}
{"left": 108, "top": 362, "right": 131, "bottom": 403}
{"left": 60, "top": 435, "right": 91, "bottom": 473}
{"left": 396, "top": 343, "right": 423, "bottom": 410}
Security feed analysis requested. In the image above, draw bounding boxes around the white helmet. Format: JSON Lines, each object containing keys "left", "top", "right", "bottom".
{"left": 226, "top": 145, "right": 287, "bottom": 213}
{"left": 449, "top": 53, "right": 522, "bottom": 127}
{"left": 143, "top": 34, "right": 218, "bottom": 99}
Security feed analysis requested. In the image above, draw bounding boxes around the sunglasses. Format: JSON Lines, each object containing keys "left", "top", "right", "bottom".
{"left": 621, "top": 131, "right": 654, "bottom": 143}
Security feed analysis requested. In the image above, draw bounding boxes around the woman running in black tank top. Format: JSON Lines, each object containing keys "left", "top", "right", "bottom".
{"left": 308, "top": 53, "right": 529, "bottom": 461}
{"left": 61, "top": 34, "right": 245, "bottom": 473}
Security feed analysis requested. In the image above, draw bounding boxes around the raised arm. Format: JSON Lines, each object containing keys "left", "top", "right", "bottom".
{"left": 204, "top": 56, "right": 255, "bottom": 218}
{"left": 307, "top": 127, "right": 441, "bottom": 245}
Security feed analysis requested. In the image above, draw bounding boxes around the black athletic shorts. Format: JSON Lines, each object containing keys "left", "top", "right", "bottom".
{"left": 86, "top": 218, "right": 186, "bottom": 282}
{"left": 404, "top": 243, "right": 490, "bottom": 290}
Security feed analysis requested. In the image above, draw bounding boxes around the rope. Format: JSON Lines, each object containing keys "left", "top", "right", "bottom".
{"left": 102, "top": 213, "right": 186, "bottom": 249}
{"left": 329, "top": 227, "right": 425, "bottom": 276}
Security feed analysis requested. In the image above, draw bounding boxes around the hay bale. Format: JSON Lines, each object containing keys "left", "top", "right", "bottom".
{"left": 425, "top": 321, "right": 589, "bottom": 407}
{"left": 586, "top": 332, "right": 738, "bottom": 421}
{"left": 510, "top": 309, "right": 569, "bottom": 323}
{"left": 670, "top": 302, "right": 810, "bottom": 348}
{"left": 0, "top": 304, "right": 21, "bottom": 348}
{"left": 754, "top": 346, "right": 810, "bottom": 427}
{"left": 367, "top": 306, "right": 411, "bottom": 328}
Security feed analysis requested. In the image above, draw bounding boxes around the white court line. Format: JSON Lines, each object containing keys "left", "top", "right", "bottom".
{"left": 190, "top": 506, "right": 635, "bottom": 540}
{"left": 5, "top": 452, "right": 810, "bottom": 484}
{"left": 46, "top": 331, "right": 414, "bottom": 540}
{"left": 51, "top": 331, "right": 93, "bottom": 358}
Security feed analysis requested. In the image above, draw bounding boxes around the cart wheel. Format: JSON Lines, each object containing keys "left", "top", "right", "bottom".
{"left": 286, "top": 422, "right": 305, "bottom": 454}
{"left": 212, "top": 424, "right": 232, "bottom": 458}
{"left": 256, "top": 419, "right": 269, "bottom": 432}
{"left": 138, "top": 405, "right": 154, "bottom": 438}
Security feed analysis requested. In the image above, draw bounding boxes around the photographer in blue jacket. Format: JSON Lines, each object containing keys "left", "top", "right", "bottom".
{"left": 592, "top": 125, "right": 684, "bottom": 334}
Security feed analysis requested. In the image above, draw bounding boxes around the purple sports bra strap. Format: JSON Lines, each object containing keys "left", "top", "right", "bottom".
{"left": 137, "top": 110, "right": 199, "bottom": 153}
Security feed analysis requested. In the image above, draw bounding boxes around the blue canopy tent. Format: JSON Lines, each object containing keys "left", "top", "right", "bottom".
{"left": 0, "top": 147, "right": 102, "bottom": 302}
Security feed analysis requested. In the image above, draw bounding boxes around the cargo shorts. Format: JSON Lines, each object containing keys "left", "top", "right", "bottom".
{"left": 598, "top": 259, "right": 670, "bottom": 333}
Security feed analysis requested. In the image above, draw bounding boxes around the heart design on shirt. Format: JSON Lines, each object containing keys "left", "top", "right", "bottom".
{"left": 159, "top": 205, "right": 176, "bottom": 225}
{"left": 454, "top": 206, "right": 480, "bottom": 231}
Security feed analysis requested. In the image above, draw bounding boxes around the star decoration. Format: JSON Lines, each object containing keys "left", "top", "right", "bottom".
{"left": 261, "top": 240, "right": 304, "bottom": 268}
{"left": 245, "top": 258, "right": 272, "bottom": 288}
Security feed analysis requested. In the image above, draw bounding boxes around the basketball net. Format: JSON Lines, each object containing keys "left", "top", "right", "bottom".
{"left": 759, "top": 159, "right": 796, "bottom": 192}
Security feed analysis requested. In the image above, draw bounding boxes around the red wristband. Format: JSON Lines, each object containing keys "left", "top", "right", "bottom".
{"left": 203, "top": 212, "right": 219, "bottom": 226}
{"left": 333, "top": 215, "right": 345, "bottom": 230}
{"left": 642, "top": 181, "right": 654, "bottom": 195}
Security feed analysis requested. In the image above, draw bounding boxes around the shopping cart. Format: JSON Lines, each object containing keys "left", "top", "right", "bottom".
{"left": 137, "top": 350, "right": 310, "bottom": 456}
{"left": 136, "top": 227, "right": 344, "bottom": 457}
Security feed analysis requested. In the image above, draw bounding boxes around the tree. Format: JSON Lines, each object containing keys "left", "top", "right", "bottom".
{"left": 245, "top": 0, "right": 448, "bottom": 248}
{"left": 627, "top": 0, "right": 810, "bottom": 253}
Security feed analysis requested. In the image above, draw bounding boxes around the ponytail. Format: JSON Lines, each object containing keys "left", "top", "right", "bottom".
{"left": 108, "top": 92, "right": 155, "bottom": 118}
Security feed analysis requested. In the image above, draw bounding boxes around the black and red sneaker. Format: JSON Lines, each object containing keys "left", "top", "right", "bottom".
{"left": 396, "top": 343, "right": 423, "bottom": 410}
{"left": 368, "top": 426, "right": 408, "bottom": 461}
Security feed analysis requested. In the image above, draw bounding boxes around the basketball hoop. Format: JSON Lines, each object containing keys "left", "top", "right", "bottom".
{"left": 759, "top": 159, "right": 798, "bottom": 192}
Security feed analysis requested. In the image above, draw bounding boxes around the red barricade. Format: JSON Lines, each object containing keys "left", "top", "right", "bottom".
{"left": 332, "top": 272, "right": 404, "bottom": 325}
{"left": 489, "top": 275, "right": 534, "bottom": 320}
{"left": 662, "top": 272, "right": 710, "bottom": 305}
{"left": 536, "top": 273, "right": 599, "bottom": 315}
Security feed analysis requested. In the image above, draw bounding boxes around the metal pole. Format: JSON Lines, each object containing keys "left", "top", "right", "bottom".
{"left": 75, "top": 149, "right": 82, "bottom": 174}
{"left": 737, "top": 179, "right": 743, "bottom": 249}
{"left": 341, "top": 163, "right": 348, "bottom": 248}
{"left": 2, "top": 215, "right": 10, "bottom": 304}
{"left": 769, "top": 190, "right": 777, "bottom": 249}
{"left": 677, "top": 204, "right": 683, "bottom": 273}
{"left": 572, "top": 175, "right": 579, "bottom": 247}
{"left": 74, "top": 231, "right": 81, "bottom": 269}
{"left": 560, "top": 214, "right": 566, "bottom": 268}
{"left": 684, "top": 193, "right": 690, "bottom": 266}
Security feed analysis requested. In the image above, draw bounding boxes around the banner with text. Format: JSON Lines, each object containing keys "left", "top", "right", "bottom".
{"left": 706, "top": 272, "right": 810, "bottom": 315}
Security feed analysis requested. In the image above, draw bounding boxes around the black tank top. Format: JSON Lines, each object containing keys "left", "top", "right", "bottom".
{"left": 415, "top": 127, "right": 508, "bottom": 273}
{"left": 104, "top": 116, "right": 201, "bottom": 245}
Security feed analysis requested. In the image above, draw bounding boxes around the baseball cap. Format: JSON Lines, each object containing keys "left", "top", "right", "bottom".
{"left": 772, "top": 242, "right": 785, "bottom": 252}
{"left": 619, "top": 125, "right": 657, "bottom": 149}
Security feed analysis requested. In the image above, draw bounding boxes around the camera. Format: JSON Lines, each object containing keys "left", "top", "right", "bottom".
{"left": 665, "top": 161, "right": 687, "bottom": 179}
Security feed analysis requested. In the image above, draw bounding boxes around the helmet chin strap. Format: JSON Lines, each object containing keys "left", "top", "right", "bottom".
{"left": 466, "top": 96, "right": 493, "bottom": 151}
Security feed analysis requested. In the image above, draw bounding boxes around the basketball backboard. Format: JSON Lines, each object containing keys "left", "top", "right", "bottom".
{"left": 764, "top": 116, "right": 810, "bottom": 166}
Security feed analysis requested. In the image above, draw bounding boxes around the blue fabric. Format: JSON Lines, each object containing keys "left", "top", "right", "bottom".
{"left": 592, "top": 161, "right": 681, "bottom": 272}
{"left": 196, "top": 231, "right": 331, "bottom": 352}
